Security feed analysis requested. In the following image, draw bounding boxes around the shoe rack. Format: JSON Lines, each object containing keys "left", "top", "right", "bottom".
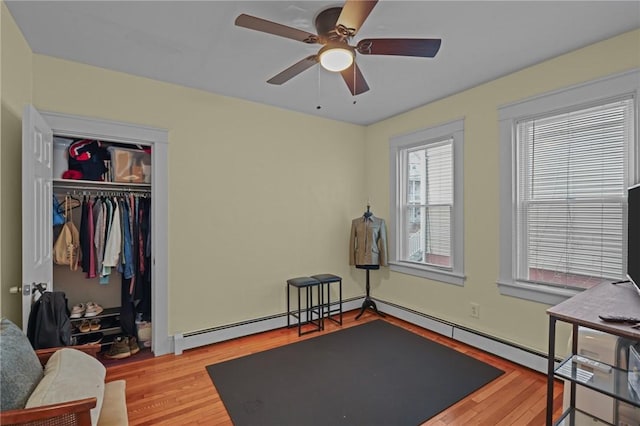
{"left": 70, "top": 307, "right": 122, "bottom": 347}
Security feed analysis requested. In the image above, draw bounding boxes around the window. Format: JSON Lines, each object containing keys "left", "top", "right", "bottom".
{"left": 498, "top": 70, "right": 639, "bottom": 305}
{"left": 389, "top": 119, "right": 465, "bottom": 285}
{"left": 405, "top": 141, "right": 453, "bottom": 266}
{"left": 517, "top": 99, "right": 633, "bottom": 288}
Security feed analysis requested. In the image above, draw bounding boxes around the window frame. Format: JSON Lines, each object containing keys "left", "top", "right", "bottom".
{"left": 498, "top": 69, "right": 639, "bottom": 305}
{"left": 389, "top": 118, "right": 465, "bottom": 285}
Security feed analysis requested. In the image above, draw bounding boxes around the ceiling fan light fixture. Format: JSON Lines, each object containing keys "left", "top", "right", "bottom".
{"left": 319, "top": 45, "right": 354, "bottom": 72}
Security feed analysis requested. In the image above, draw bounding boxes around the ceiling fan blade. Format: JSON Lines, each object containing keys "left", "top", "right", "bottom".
{"left": 357, "top": 38, "right": 442, "bottom": 57}
{"left": 335, "top": 0, "right": 378, "bottom": 37}
{"left": 235, "top": 14, "right": 319, "bottom": 44}
{"left": 340, "top": 62, "right": 369, "bottom": 96}
{"left": 267, "top": 55, "right": 318, "bottom": 85}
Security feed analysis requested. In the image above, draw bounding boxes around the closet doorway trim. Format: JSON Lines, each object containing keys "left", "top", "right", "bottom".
{"left": 40, "top": 110, "right": 171, "bottom": 356}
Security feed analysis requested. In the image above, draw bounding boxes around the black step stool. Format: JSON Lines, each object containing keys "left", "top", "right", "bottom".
{"left": 311, "top": 274, "right": 342, "bottom": 326}
{"left": 286, "top": 276, "right": 323, "bottom": 336}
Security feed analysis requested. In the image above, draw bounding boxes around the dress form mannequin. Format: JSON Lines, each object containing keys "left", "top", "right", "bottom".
{"left": 353, "top": 205, "right": 385, "bottom": 319}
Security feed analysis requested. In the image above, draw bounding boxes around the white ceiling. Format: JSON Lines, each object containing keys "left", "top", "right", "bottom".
{"left": 6, "top": 1, "right": 640, "bottom": 125}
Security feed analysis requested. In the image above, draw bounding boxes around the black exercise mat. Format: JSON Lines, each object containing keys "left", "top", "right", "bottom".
{"left": 206, "top": 320, "right": 503, "bottom": 426}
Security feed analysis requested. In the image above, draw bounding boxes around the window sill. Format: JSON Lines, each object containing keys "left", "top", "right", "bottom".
{"left": 389, "top": 261, "right": 465, "bottom": 286}
{"left": 497, "top": 279, "right": 581, "bottom": 305}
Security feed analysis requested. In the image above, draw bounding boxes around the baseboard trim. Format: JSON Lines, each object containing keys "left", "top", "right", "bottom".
{"left": 173, "top": 297, "right": 549, "bottom": 373}
{"left": 376, "top": 299, "right": 549, "bottom": 373}
{"left": 174, "top": 297, "right": 364, "bottom": 355}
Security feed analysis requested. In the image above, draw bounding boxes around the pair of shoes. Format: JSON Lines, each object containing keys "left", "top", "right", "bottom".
{"left": 70, "top": 301, "right": 104, "bottom": 318}
{"left": 104, "top": 336, "right": 141, "bottom": 359}
{"left": 104, "top": 336, "right": 131, "bottom": 359}
{"left": 78, "top": 319, "right": 100, "bottom": 333}
{"left": 77, "top": 332, "right": 103, "bottom": 345}
{"left": 79, "top": 320, "right": 90, "bottom": 333}
{"left": 84, "top": 302, "right": 103, "bottom": 317}
{"left": 70, "top": 303, "right": 86, "bottom": 318}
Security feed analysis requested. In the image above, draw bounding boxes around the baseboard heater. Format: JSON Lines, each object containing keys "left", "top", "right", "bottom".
{"left": 376, "top": 300, "right": 549, "bottom": 373}
{"left": 173, "top": 297, "right": 549, "bottom": 373}
{"left": 173, "top": 297, "right": 363, "bottom": 355}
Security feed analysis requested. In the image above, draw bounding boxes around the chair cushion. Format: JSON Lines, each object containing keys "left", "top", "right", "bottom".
{"left": 26, "top": 348, "right": 106, "bottom": 426}
{"left": 286, "top": 277, "right": 321, "bottom": 287}
{"left": 310, "top": 274, "right": 342, "bottom": 283}
{"left": 0, "top": 318, "right": 43, "bottom": 410}
{"left": 98, "top": 380, "right": 128, "bottom": 426}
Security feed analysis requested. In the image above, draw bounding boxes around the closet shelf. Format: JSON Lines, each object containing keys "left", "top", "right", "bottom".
{"left": 71, "top": 326, "right": 121, "bottom": 337}
{"left": 70, "top": 307, "right": 122, "bottom": 340}
{"left": 53, "top": 178, "right": 150, "bottom": 192}
{"left": 70, "top": 307, "right": 120, "bottom": 320}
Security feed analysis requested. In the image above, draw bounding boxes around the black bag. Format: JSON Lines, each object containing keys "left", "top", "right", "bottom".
{"left": 26, "top": 291, "right": 72, "bottom": 349}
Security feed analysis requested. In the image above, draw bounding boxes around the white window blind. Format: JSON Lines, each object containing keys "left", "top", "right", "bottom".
{"left": 403, "top": 139, "right": 453, "bottom": 267}
{"left": 516, "top": 97, "right": 634, "bottom": 289}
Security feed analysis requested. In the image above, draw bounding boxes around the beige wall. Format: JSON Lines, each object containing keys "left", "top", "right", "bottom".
{"left": 30, "top": 55, "right": 367, "bottom": 334}
{"left": 366, "top": 29, "right": 640, "bottom": 353}
{"left": 1, "top": 2, "right": 32, "bottom": 324}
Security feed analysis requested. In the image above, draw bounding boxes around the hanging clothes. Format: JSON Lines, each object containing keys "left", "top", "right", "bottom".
{"left": 79, "top": 197, "right": 97, "bottom": 279}
{"left": 98, "top": 197, "right": 113, "bottom": 283}
{"left": 86, "top": 200, "right": 96, "bottom": 278}
{"left": 118, "top": 197, "right": 135, "bottom": 280}
{"left": 63, "top": 191, "right": 152, "bottom": 329}
{"left": 128, "top": 194, "right": 138, "bottom": 297}
{"left": 94, "top": 197, "right": 107, "bottom": 283}
{"left": 92, "top": 197, "right": 103, "bottom": 278}
{"left": 102, "top": 197, "right": 121, "bottom": 277}
{"left": 80, "top": 196, "right": 89, "bottom": 274}
{"left": 137, "top": 197, "right": 152, "bottom": 321}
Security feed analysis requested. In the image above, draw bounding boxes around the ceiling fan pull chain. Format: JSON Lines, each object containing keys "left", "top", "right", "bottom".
{"left": 352, "top": 63, "right": 357, "bottom": 97}
{"left": 316, "top": 65, "right": 322, "bottom": 110}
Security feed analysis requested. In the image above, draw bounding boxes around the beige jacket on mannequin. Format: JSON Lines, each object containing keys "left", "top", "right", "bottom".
{"left": 349, "top": 215, "right": 388, "bottom": 267}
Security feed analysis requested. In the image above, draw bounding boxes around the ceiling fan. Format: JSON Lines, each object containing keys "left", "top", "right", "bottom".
{"left": 235, "top": 0, "right": 441, "bottom": 96}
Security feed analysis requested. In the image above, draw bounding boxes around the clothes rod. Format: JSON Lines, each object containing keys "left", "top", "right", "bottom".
{"left": 53, "top": 183, "right": 151, "bottom": 196}
{"left": 54, "top": 188, "right": 151, "bottom": 197}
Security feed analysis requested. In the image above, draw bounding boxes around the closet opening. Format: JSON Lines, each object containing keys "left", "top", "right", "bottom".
{"left": 52, "top": 137, "right": 154, "bottom": 364}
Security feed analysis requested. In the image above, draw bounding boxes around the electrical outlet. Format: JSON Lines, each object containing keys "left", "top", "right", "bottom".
{"left": 470, "top": 302, "right": 480, "bottom": 319}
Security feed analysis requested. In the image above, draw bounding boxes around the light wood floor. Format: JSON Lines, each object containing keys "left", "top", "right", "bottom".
{"left": 105, "top": 310, "right": 564, "bottom": 425}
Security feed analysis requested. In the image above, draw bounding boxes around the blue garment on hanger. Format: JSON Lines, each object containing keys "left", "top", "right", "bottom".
{"left": 119, "top": 198, "right": 135, "bottom": 280}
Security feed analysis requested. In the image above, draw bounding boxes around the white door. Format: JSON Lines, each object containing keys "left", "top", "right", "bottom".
{"left": 22, "top": 106, "right": 54, "bottom": 330}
